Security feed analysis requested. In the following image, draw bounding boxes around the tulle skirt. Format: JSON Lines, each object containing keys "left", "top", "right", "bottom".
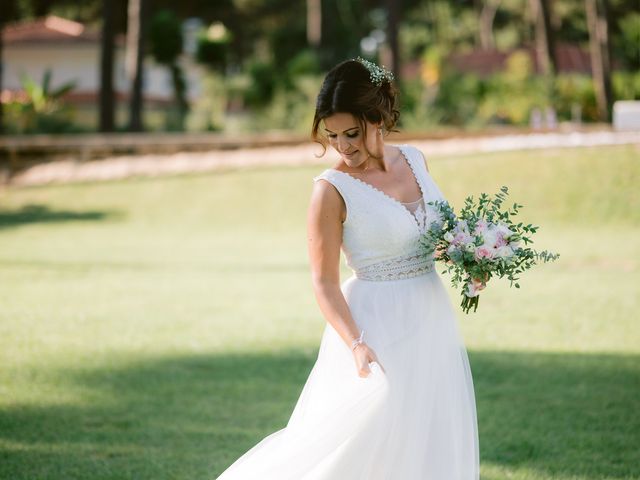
{"left": 215, "top": 270, "right": 480, "bottom": 479}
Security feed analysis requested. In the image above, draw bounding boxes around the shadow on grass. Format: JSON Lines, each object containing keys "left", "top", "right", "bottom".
{"left": 0, "top": 350, "right": 638, "bottom": 480}
{"left": 0, "top": 204, "right": 121, "bottom": 229}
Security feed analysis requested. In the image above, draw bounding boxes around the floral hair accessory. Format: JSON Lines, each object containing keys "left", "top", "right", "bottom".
{"left": 354, "top": 56, "right": 394, "bottom": 86}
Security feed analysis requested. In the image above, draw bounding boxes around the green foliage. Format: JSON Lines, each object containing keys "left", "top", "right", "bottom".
{"left": 148, "top": 10, "right": 189, "bottom": 131}
{"left": 149, "top": 9, "right": 183, "bottom": 65}
{"left": 477, "top": 52, "right": 551, "bottom": 125}
{"left": 554, "top": 74, "right": 598, "bottom": 121}
{"left": 399, "top": 71, "right": 485, "bottom": 128}
{"left": 400, "top": 66, "right": 640, "bottom": 129}
{"left": 195, "top": 23, "right": 232, "bottom": 71}
{"left": 185, "top": 71, "right": 226, "bottom": 131}
{"left": 196, "top": 38, "right": 229, "bottom": 70}
{"left": 613, "top": 11, "right": 640, "bottom": 70}
{"left": 612, "top": 70, "right": 640, "bottom": 100}
{"left": 227, "top": 49, "right": 323, "bottom": 132}
{"left": 245, "top": 74, "right": 323, "bottom": 133}
{"left": 243, "top": 60, "right": 278, "bottom": 108}
{"left": 7, "top": 70, "right": 79, "bottom": 134}
{"left": 268, "top": 21, "right": 307, "bottom": 69}
{"left": 286, "top": 49, "right": 321, "bottom": 78}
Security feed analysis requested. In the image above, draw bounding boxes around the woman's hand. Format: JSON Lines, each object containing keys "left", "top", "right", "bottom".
{"left": 434, "top": 245, "right": 446, "bottom": 260}
{"left": 352, "top": 342, "right": 386, "bottom": 378}
{"left": 471, "top": 273, "right": 488, "bottom": 292}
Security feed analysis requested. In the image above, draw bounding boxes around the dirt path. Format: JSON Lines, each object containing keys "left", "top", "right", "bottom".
{"left": 8, "top": 130, "right": 640, "bottom": 187}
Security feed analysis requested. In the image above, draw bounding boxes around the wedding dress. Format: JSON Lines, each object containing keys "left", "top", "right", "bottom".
{"left": 215, "top": 144, "right": 480, "bottom": 479}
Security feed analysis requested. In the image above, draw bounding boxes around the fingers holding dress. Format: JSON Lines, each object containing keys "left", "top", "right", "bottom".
{"left": 353, "top": 343, "right": 385, "bottom": 377}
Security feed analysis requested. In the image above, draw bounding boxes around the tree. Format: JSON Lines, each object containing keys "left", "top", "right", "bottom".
{"left": 149, "top": 9, "right": 189, "bottom": 130}
{"left": 529, "top": 0, "right": 557, "bottom": 75}
{"left": 386, "top": 0, "right": 401, "bottom": 80}
{"left": 307, "top": 0, "right": 321, "bottom": 47}
{"left": 99, "top": 0, "right": 116, "bottom": 132}
{"left": 0, "top": 13, "right": 5, "bottom": 135}
{"left": 476, "top": 0, "right": 501, "bottom": 50}
{"left": 0, "top": 0, "right": 20, "bottom": 135}
{"left": 126, "top": 0, "right": 148, "bottom": 132}
{"left": 585, "top": 0, "right": 613, "bottom": 121}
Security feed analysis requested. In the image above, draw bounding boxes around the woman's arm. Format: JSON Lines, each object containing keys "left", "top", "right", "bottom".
{"left": 307, "top": 179, "right": 361, "bottom": 349}
{"left": 307, "top": 179, "right": 384, "bottom": 377}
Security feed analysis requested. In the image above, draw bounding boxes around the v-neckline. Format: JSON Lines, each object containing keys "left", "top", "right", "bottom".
{"left": 329, "top": 144, "right": 426, "bottom": 232}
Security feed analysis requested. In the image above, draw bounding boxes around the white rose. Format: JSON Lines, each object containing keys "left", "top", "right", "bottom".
{"left": 457, "top": 220, "right": 469, "bottom": 233}
{"left": 482, "top": 228, "right": 499, "bottom": 248}
{"left": 496, "top": 246, "right": 514, "bottom": 258}
{"left": 444, "top": 232, "right": 455, "bottom": 243}
{"left": 496, "top": 222, "right": 514, "bottom": 239}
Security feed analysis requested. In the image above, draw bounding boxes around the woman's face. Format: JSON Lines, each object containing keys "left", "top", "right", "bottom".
{"left": 323, "top": 112, "right": 380, "bottom": 168}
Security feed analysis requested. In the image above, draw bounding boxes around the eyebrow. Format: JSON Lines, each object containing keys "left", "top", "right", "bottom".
{"left": 324, "top": 126, "right": 359, "bottom": 134}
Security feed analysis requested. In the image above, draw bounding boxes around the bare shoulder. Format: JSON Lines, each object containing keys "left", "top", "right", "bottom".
{"left": 309, "top": 176, "right": 346, "bottom": 222}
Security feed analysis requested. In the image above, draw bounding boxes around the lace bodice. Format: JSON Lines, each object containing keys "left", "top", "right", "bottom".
{"left": 312, "top": 144, "right": 445, "bottom": 281}
{"left": 401, "top": 197, "right": 428, "bottom": 234}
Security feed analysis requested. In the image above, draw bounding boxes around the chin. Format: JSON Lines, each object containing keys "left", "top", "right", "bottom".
{"left": 341, "top": 151, "right": 365, "bottom": 167}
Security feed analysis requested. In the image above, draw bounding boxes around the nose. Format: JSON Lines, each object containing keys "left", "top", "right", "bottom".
{"left": 337, "top": 135, "right": 350, "bottom": 152}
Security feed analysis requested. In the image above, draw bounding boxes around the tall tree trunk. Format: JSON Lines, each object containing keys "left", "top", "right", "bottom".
{"left": 170, "top": 63, "right": 188, "bottom": 131}
{"left": 478, "top": 0, "right": 501, "bottom": 50}
{"left": 0, "top": 19, "right": 4, "bottom": 135}
{"left": 307, "top": 0, "right": 321, "bottom": 48}
{"left": 385, "top": 0, "right": 401, "bottom": 81}
{"left": 529, "top": 0, "right": 557, "bottom": 75}
{"left": 126, "top": 0, "right": 147, "bottom": 132}
{"left": 0, "top": 0, "right": 15, "bottom": 136}
{"left": 585, "top": 0, "right": 613, "bottom": 122}
{"left": 99, "top": 0, "right": 115, "bottom": 132}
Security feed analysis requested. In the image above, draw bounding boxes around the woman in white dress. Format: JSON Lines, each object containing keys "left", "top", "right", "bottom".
{"left": 215, "top": 58, "right": 480, "bottom": 479}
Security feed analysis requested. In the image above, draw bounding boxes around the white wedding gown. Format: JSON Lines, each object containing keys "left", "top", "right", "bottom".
{"left": 215, "top": 144, "right": 480, "bottom": 479}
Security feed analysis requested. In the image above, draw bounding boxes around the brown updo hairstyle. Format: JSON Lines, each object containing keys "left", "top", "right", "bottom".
{"left": 311, "top": 59, "right": 400, "bottom": 157}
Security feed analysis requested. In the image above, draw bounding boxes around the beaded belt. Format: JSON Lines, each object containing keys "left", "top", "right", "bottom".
{"left": 353, "top": 253, "right": 435, "bottom": 281}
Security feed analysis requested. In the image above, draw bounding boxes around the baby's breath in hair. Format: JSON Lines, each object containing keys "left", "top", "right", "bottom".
{"left": 354, "top": 56, "right": 395, "bottom": 86}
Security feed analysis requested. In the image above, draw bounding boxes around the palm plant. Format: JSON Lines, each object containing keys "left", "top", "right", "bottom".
{"left": 15, "top": 69, "right": 76, "bottom": 133}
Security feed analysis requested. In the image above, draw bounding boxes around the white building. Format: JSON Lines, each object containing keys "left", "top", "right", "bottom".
{"left": 2, "top": 15, "right": 205, "bottom": 129}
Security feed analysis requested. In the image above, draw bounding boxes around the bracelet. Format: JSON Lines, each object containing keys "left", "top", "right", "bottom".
{"left": 351, "top": 330, "right": 365, "bottom": 351}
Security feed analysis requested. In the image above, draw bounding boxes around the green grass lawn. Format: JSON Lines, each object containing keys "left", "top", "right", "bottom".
{"left": 0, "top": 144, "right": 638, "bottom": 480}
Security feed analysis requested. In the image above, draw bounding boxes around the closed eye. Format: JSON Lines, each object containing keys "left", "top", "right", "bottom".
{"left": 326, "top": 131, "right": 359, "bottom": 139}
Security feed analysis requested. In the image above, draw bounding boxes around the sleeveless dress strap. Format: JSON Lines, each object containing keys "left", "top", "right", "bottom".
{"left": 401, "top": 144, "right": 446, "bottom": 202}
{"left": 313, "top": 169, "right": 354, "bottom": 224}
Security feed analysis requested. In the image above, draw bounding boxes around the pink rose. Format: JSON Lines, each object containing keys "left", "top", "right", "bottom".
{"left": 495, "top": 234, "right": 508, "bottom": 247}
{"left": 474, "top": 246, "right": 495, "bottom": 261}
{"left": 474, "top": 219, "right": 488, "bottom": 235}
{"left": 454, "top": 232, "right": 469, "bottom": 245}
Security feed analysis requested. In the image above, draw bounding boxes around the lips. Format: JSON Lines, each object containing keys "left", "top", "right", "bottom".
{"left": 342, "top": 150, "right": 358, "bottom": 157}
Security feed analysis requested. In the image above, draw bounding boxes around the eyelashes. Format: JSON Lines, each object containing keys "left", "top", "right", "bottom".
{"left": 327, "top": 132, "right": 359, "bottom": 139}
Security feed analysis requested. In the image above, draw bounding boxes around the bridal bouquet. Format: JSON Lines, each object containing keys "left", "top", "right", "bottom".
{"left": 419, "top": 186, "right": 559, "bottom": 314}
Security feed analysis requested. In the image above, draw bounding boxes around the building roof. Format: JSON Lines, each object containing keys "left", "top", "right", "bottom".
{"left": 447, "top": 43, "right": 593, "bottom": 76}
{"left": 3, "top": 15, "right": 102, "bottom": 45}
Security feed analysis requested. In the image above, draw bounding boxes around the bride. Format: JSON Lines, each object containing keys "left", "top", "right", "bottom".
{"left": 215, "top": 58, "right": 480, "bottom": 479}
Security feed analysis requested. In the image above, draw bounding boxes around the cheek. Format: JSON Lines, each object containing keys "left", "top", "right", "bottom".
{"left": 351, "top": 136, "right": 364, "bottom": 148}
